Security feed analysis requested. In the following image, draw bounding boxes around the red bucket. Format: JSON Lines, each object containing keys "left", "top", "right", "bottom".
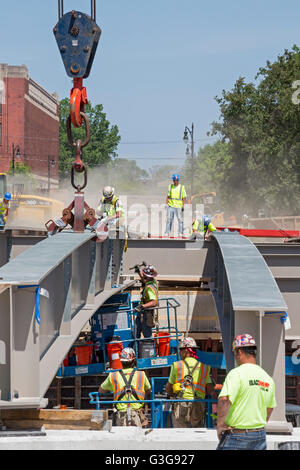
{"left": 107, "top": 341, "right": 123, "bottom": 369}
{"left": 155, "top": 332, "right": 170, "bottom": 357}
{"left": 75, "top": 343, "right": 93, "bottom": 366}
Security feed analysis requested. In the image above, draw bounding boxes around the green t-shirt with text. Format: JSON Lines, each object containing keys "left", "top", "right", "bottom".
{"left": 219, "top": 363, "right": 276, "bottom": 429}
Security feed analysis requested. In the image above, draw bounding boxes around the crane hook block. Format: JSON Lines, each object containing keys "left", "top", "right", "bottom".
{"left": 53, "top": 10, "right": 101, "bottom": 78}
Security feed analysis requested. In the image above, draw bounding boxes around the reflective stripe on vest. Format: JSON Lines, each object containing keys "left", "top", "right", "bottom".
{"left": 142, "top": 280, "right": 158, "bottom": 303}
{"left": 168, "top": 184, "right": 183, "bottom": 201}
{"left": 175, "top": 360, "right": 210, "bottom": 396}
{"left": 111, "top": 370, "right": 146, "bottom": 401}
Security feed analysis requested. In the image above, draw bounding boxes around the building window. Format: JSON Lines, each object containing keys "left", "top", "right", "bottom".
{"left": 0, "top": 91, "right": 2, "bottom": 115}
{"left": 0, "top": 123, "right": 2, "bottom": 145}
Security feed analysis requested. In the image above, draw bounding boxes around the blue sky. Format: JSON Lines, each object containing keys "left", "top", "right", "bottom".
{"left": 1, "top": 0, "right": 300, "bottom": 170}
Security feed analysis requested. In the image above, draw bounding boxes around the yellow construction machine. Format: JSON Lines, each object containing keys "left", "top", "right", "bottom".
{"left": 0, "top": 173, "right": 64, "bottom": 228}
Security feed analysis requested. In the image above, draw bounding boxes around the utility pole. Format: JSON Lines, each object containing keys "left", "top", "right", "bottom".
{"left": 12, "top": 143, "right": 21, "bottom": 195}
{"left": 48, "top": 156, "right": 56, "bottom": 193}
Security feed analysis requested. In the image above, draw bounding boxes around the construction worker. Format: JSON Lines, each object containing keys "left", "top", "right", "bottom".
{"left": 98, "top": 347, "right": 151, "bottom": 427}
{"left": 166, "top": 337, "right": 214, "bottom": 428}
{"left": 216, "top": 334, "right": 276, "bottom": 450}
{"left": 164, "top": 174, "right": 186, "bottom": 237}
{"left": 0, "top": 192, "right": 11, "bottom": 227}
{"left": 134, "top": 264, "right": 159, "bottom": 339}
{"left": 190, "top": 215, "right": 217, "bottom": 240}
{"left": 96, "top": 186, "right": 125, "bottom": 231}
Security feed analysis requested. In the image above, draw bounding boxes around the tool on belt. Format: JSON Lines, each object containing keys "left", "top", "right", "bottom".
{"left": 116, "top": 370, "right": 148, "bottom": 427}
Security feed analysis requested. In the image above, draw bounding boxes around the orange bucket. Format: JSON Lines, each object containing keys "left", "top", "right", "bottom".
{"left": 75, "top": 343, "right": 93, "bottom": 365}
{"left": 107, "top": 341, "right": 123, "bottom": 369}
{"left": 155, "top": 332, "right": 170, "bottom": 357}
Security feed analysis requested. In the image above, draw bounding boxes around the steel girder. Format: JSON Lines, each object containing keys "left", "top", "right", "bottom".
{"left": 0, "top": 231, "right": 131, "bottom": 409}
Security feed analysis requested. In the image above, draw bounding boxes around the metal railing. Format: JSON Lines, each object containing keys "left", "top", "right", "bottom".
{"left": 88, "top": 297, "right": 182, "bottom": 372}
{"left": 89, "top": 392, "right": 217, "bottom": 429}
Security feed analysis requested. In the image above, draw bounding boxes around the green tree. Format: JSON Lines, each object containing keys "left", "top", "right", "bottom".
{"left": 59, "top": 98, "right": 121, "bottom": 177}
{"left": 210, "top": 45, "right": 300, "bottom": 216}
{"left": 8, "top": 161, "right": 32, "bottom": 175}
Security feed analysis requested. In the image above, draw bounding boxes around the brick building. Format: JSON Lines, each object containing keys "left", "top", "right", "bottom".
{"left": 0, "top": 64, "right": 59, "bottom": 189}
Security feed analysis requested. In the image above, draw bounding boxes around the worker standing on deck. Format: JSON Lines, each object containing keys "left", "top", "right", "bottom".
{"left": 166, "top": 337, "right": 214, "bottom": 427}
{"left": 96, "top": 186, "right": 125, "bottom": 231}
{"left": 134, "top": 264, "right": 159, "bottom": 339}
{"left": 98, "top": 347, "right": 151, "bottom": 427}
{"left": 190, "top": 215, "right": 217, "bottom": 240}
{"left": 164, "top": 174, "right": 186, "bottom": 237}
{"left": 0, "top": 192, "right": 11, "bottom": 227}
{"left": 216, "top": 334, "right": 276, "bottom": 450}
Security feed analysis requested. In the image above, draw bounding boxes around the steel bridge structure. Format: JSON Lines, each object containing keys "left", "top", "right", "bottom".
{"left": 0, "top": 229, "right": 300, "bottom": 433}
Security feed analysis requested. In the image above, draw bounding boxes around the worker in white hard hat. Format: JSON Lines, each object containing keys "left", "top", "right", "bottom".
{"left": 98, "top": 347, "right": 151, "bottom": 427}
{"left": 134, "top": 264, "right": 159, "bottom": 339}
{"left": 166, "top": 337, "right": 214, "bottom": 428}
{"left": 216, "top": 334, "right": 276, "bottom": 450}
{"left": 96, "top": 186, "right": 125, "bottom": 234}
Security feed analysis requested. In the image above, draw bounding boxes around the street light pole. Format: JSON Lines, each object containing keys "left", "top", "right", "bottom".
{"left": 183, "top": 123, "right": 194, "bottom": 197}
{"left": 48, "top": 156, "right": 56, "bottom": 193}
{"left": 12, "top": 144, "right": 21, "bottom": 195}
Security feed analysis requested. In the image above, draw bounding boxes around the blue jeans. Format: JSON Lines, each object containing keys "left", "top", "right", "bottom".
{"left": 216, "top": 429, "right": 267, "bottom": 450}
{"left": 165, "top": 206, "right": 183, "bottom": 235}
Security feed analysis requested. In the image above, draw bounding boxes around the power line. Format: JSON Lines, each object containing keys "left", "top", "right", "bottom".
{"left": 120, "top": 137, "right": 216, "bottom": 145}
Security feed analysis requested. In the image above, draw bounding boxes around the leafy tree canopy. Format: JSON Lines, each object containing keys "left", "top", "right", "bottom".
{"left": 206, "top": 45, "right": 300, "bottom": 217}
{"left": 59, "top": 98, "right": 121, "bottom": 177}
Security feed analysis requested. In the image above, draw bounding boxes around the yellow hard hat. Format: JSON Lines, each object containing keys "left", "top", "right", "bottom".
{"left": 173, "top": 383, "right": 182, "bottom": 395}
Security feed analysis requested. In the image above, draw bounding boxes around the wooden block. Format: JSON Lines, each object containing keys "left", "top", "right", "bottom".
{"left": 1, "top": 409, "right": 109, "bottom": 431}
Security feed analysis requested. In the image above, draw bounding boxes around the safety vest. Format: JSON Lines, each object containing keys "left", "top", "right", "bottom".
{"left": 0, "top": 199, "right": 9, "bottom": 216}
{"left": 100, "top": 195, "right": 124, "bottom": 217}
{"left": 175, "top": 359, "right": 210, "bottom": 397}
{"left": 141, "top": 279, "right": 158, "bottom": 304}
{"left": 167, "top": 184, "right": 186, "bottom": 208}
{"left": 110, "top": 369, "right": 146, "bottom": 403}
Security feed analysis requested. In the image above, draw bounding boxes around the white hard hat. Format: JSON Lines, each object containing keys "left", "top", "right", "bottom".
{"left": 103, "top": 186, "right": 114, "bottom": 198}
{"left": 120, "top": 347, "right": 136, "bottom": 362}
{"left": 232, "top": 334, "right": 256, "bottom": 350}
{"left": 179, "top": 337, "right": 197, "bottom": 349}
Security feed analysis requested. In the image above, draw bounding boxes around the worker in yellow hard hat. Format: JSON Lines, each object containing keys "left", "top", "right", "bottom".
{"left": 166, "top": 337, "right": 214, "bottom": 428}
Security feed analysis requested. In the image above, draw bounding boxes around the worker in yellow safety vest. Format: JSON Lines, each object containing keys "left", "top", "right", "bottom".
{"left": 98, "top": 347, "right": 151, "bottom": 427}
{"left": 134, "top": 264, "right": 159, "bottom": 339}
{"left": 96, "top": 186, "right": 125, "bottom": 231}
{"left": 166, "top": 337, "right": 214, "bottom": 428}
{"left": 190, "top": 215, "right": 217, "bottom": 240}
{"left": 0, "top": 192, "right": 11, "bottom": 227}
{"left": 164, "top": 174, "right": 186, "bottom": 237}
